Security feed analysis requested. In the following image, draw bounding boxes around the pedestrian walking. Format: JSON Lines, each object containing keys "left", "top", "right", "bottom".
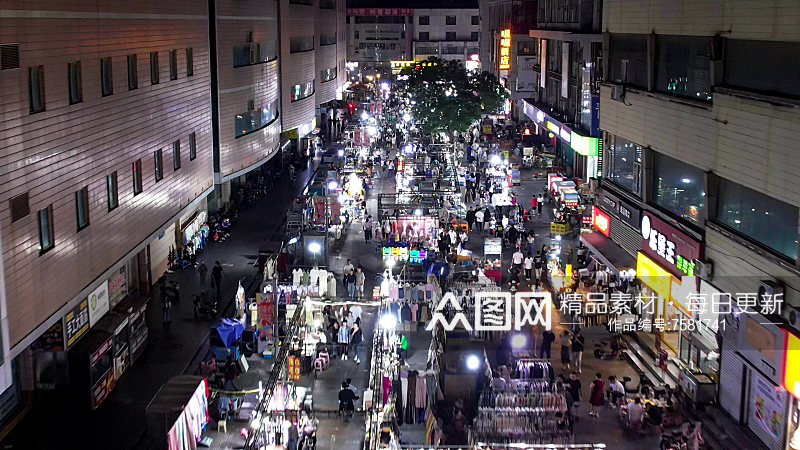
{"left": 560, "top": 331, "right": 572, "bottom": 370}
{"left": 350, "top": 322, "right": 363, "bottom": 364}
{"left": 537, "top": 194, "right": 544, "bottom": 215}
{"left": 530, "top": 195, "right": 538, "bottom": 215}
{"left": 511, "top": 248, "right": 524, "bottom": 273}
{"left": 198, "top": 261, "right": 208, "bottom": 289}
{"left": 474, "top": 208, "right": 484, "bottom": 232}
{"left": 589, "top": 373, "right": 605, "bottom": 417}
{"left": 571, "top": 331, "right": 585, "bottom": 373}
{"left": 540, "top": 329, "right": 555, "bottom": 359}
{"left": 465, "top": 208, "right": 475, "bottom": 231}
{"left": 161, "top": 291, "right": 172, "bottom": 328}
{"left": 343, "top": 259, "right": 355, "bottom": 276}
{"left": 345, "top": 270, "right": 356, "bottom": 298}
{"left": 338, "top": 320, "right": 351, "bottom": 360}
{"left": 211, "top": 261, "right": 223, "bottom": 301}
{"left": 355, "top": 267, "right": 365, "bottom": 300}
{"left": 526, "top": 233, "right": 535, "bottom": 257}
{"left": 534, "top": 251, "right": 544, "bottom": 280}
{"left": 523, "top": 253, "right": 534, "bottom": 280}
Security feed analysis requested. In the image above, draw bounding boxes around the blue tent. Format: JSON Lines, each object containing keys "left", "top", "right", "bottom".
{"left": 211, "top": 318, "right": 244, "bottom": 347}
{"left": 427, "top": 262, "right": 450, "bottom": 280}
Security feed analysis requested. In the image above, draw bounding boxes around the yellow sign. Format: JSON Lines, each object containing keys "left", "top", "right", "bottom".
{"left": 565, "top": 264, "right": 573, "bottom": 285}
{"left": 391, "top": 60, "right": 415, "bottom": 69}
{"left": 499, "top": 29, "right": 511, "bottom": 70}
{"left": 282, "top": 129, "right": 298, "bottom": 139}
{"left": 636, "top": 252, "right": 672, "bottom": 300}
{"left": 546, "top": 120, "right": 560, "bottom": 134}
{"left": 550, "top": 222, "right": 569, "bottom": 235}
{"left": 784, "top": 330, "right": 800, "bottom": 401}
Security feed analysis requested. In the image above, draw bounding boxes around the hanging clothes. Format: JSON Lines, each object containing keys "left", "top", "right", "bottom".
{"left": 405, "top": 371, "right": 418, "bottom": 424}
{"left": 415, "top": 374, "right": 427, "bottom": 409}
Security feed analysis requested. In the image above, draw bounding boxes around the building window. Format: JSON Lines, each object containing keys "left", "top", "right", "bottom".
{"left": 608, "top": 33, "right": 647, "bottom": 89}
{"left": 471, "top": 32, "right": 479, "bottom": 41}
{"left": 290, "top": 81, "right": 314, "bottom": 102}
{"left": 75, "top": 187, "right": 89, "bottom": 231}
{"left": 100, "top": 57, "right": 113, "bottom": 96}
{"left": 319, "top": 0, "right": 335, "bottom": 9}
{"left": 189, "top": 132, "right": 196, "bottom": 160}
{"left": 107, "top": 172, "right": 118, "bottom": 211}
{"left": 127, "top": 54, "right": 138, "bottom": 90}
{"left": 132, "top": 159, "right": 143, "bottom": 195}
{"left": 320, "top": 33, "right": 336, "bottom": 46}
{"left": 717, "top": 178, "right": 799, "bottom": 260}
{"left": 38, "top": 205, "right": 54, "bottom": 253}
{"left": 446, "top": 16, "right": 456, "bottom": 25}
{"left": 150, "top": 51, "right": 159, "bottom": 85}
{"left": 0, "top": 43, "right": 20, "bottom": 70}
{"left": 169, "top": 49, "right": 178, "bottom": 81}
{"left": 186, "top": 48, "right": 194, "bottom": 77}
{"left": 29, "top": 65, "right": 45, "bottom": 114}
{"left": 419, "top": 32, "right": 429, "bottom": 41}
{"left": 651, "top": 152, "right": 705, "bottom": 226}
{"left": 723, "top": 39, "right": 800, "bottom": 99}
{"left": 471, "top": 15, "right": 479, "bottom": 25}
{"left": 418, "top": 15, "right": 429, "bottom": 25}
{"left": 235, "top": 99, "right": 278, "bottom": 138}
{"left": 173, "top": 141, "right": 181, "bottom": 170}
{"left": 289, "top": 0, "right": 312, "bottom": 4}
{"left": 605, "top": 135, "right": 642, "bottom": 195}
{"left": 320, "top": 67, "right": 337, "bottom": 83}
{"left": 446, "top": 32, "right": 456, "bottom": 40}
{"left": 290, "top": 36, "right": 314, "bottom": 53}
{"left": 233, "top": 40, "right": 277, "bottom": 68}
{"left": 517, "top": 41, "right": 537, "bottom": 55}
{"left": 154, "top": 149, "right": 163, "bottom": 181}
{"left": 68, "top": 61, "right": 82, "bottom": 104}
{"left": 655, "top": 35, "right": 711, "bottom": 101}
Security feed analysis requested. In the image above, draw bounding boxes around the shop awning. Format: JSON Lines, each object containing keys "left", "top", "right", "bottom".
{"left": 579, "top": 232, "right": 636, "bottom": 275}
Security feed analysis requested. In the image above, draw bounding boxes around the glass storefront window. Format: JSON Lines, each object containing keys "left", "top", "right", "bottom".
{"left": 716, "top": 178, "right": 798, "bottom": 260}
{"left": 605, "top": 134, "right": 642, "bottom": 195}
{"left": 651, "top": 152, "right": 705, "bottom": 226}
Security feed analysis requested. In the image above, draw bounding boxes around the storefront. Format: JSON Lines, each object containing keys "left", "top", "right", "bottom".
{"left": 784, "top": 330, "right": 800, "bottom": 449}
{"left": 635, "top": 211, "right": 702, "bottom": 355}
{"left": 677, "top": 279, "right": 721, "bottom": 405}
{"left": 522, "top": 99, "right": 600, "bottom": 181}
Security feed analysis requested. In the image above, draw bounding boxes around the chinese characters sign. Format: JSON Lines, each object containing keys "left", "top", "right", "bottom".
{"left": 65, "top": 299, "right": 90, "bottom": 348}
{"left": 640, "top": 212, "right": 701, "bottom": 278}
{"left": 498, "top": 29, "right": 511, "bottom": 70}
{"left": 591, "top": 206, "right": 610, "bottom": 237}
{"left": 347, "top": 8, "right": 413, "bottom": 16}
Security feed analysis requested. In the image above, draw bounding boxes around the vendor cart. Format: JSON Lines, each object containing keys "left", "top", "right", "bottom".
{"left": 210, "top": 318, "right": 244, "bottom": 362}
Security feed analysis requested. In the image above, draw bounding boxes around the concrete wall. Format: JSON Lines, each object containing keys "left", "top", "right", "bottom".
{"left": 280, "top": 0, "right": 317, "bottom": 131}
{"left": 0, "top": 1, "right": 213, "bottom": 346}
{"left": 315, "top": 2, "right": 339, "bottom": 104}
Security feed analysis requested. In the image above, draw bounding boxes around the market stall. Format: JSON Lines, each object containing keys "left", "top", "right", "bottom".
{"left": 145, "top": 375, "right": 209, "bottom": 450}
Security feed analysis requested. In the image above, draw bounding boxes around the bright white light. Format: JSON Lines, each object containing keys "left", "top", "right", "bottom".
{"left": 287, "top": 236, "right": 299, "bottom": 245}
{"left": 381, "top": 82, "right": 389, "bottom": 91}
{"left": 308, "top": 242, "right": 321, "bottom": 254}
{"left": 414, "top": 209, "right": 423, "bottom": 216}
{"left": 386, "top": 257, "right": 396, "bottom": 268}
{"left": 327, "top": 180, "right": 339, "bottom": 190}
{"left": 380, "top": 314, "right": 397, "bottom": 330}
{"left": 367, "top": 126, "right": 378, "bottom": 136}
{"left": 555, "top": 235, "right": 562, "bottom": 241}
{"left": 313, "top": 319, "right": 322, "bottom": 329}
{"left": 403, "top": 113, "right": 412, "bottom": 122}
{"left": 361, "top": 111, "right": 369, "bottom": 120}
{"left": 734, "top": 219, "right": 741, "bottom": 224}
{"left": 403, "top": 144, "right": 413, "bottom": 154}
{"left": 681, "top": 178, "right": 692, "bottom": 184}
{"left": 338, "top": 149, "right": 344, "bottom": 157}
{"left": 466, "top": 355, "right": 480, "bottom": 371}
{"left": 490, "top": 155, "right": 502, "bottom": 165}
{"left": 510, "top": 333, "right": 528, "bottom": 350}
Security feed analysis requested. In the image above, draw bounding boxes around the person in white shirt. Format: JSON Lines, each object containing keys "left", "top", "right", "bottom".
{"left": 343, "top": 259, "right": 354, "bottom": 277}
{"left": 511, "top": 250, "right": 524, "bottom": 272}
{"left": 350, "top": 304, "right": 363, "bottom": 323}
{"left": 474, "top": 210, "right": 484, "bottom": 232}
{"left": 523, "top": 254, "right": 534, "bottom": 280}
{"left": 626, "top": 397, "right": 645, "bottom": 427}
{"left": 606, "top": 376, "right": 625, "bottom": 407}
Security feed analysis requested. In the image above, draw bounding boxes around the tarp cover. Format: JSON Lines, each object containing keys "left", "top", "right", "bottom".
{"left": 211, "top": 318, "right": 244, "bottom": 347}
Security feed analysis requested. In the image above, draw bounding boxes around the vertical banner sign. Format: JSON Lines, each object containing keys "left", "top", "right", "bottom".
{"left": 561, "top": 42, "right": 570, "bottom": 98}
{"left": 539, "top": 39, "right": 547, "bottom": 88}
{"left": 65, "top": 299, "right": 90, "bottom": 348}
{"left": 107, "top": 266, "right": 127, "bottom": 308}
{"left": 88, "top": 280, "right": 110, "bottom": 327}
{"left": 498, "top": 29, "right": 511, "bottom": 70}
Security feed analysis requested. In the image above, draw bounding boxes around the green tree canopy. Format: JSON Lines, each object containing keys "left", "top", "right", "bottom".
{"left": 399, "top": 57, "right": 506, "bottom": 138}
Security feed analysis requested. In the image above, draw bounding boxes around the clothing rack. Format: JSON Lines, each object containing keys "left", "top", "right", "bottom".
{"left": 515, "top": 359, "right": 555, "bottom": 380}
{"left": 479, "top": 389, "right": 567, "bottom": 410}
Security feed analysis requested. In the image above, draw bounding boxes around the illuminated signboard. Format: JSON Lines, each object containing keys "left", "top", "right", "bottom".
{"left": 640, "top": 212, "right": 701, "bottom": 278}
{"left": 784, "top": 330, "right": 800, "bottom": 401}
{"left": 591, "top": 206, "right": 610, "bottom": 237}
{"left": 570, "top": 133, "right": 599, "bottom": 156}
{"left": 499, "top": 29, "right": 511, "bottom": 70}
{"left": 560, "top": 127, "right": 571, "bottom": 143}
{"left": 546, "top": 121, "right": 560, "bottom": 134}
{"left": 636, "top": 252, "right": 672, "bottom": 300}
{"left": 381, "top": 247, "right": 427, "bottom": 263}
{"left": 391, "top": 60, "right": 416, "bottom": 69}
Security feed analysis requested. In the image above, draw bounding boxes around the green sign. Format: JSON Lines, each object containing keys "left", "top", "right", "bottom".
{"left": 570, "top": 132, "right": 598, "bottom": 156}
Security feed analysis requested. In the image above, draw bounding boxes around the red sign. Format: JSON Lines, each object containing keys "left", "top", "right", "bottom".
{"left": 258, "top": 294, "right": 274, "bottom": 327}
{"left": 92, "top": 370, "right": 115, "bottom": 409}
{"left": 347, "top": 8, "right": 413, "bottom": 16}
{"left": 640, "top": 211, "right": 702, "bottom": 278}
{"left": 591, "top": 206, "right": 610, "bottom": 237}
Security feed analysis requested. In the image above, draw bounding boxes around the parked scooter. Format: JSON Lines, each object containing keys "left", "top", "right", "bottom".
{"left": 158, "top": 276, "right": 180, "bottom": 303}
{"left": 193, "top": 292, "right": 218, "bottom": 319}
{"left": 594, "top": 334, "right": 628, "bottom": 360}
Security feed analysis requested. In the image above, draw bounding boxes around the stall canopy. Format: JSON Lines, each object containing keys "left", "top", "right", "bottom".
{"left": 211, "top": 319, "right": 244, "bottom": 347}
{"left": 579, "top": 232, "right": 636, "bottom": 274}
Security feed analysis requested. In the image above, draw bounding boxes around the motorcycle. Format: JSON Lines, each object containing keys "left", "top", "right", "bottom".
{"left": 158, "top": 276, "right": 180, "bottom": 303}
{"left": 193, "top": 293, "right": 218, "bottom": 319}
{"left": 594, "top": 334, "right": 627, "bottom": 360}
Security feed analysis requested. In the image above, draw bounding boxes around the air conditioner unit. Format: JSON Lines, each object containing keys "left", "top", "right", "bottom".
{"left": 611, "top": 84, "right": 625, "bottom": 102}
{"left": 783, "top": 305, "right": 800, "bottom": 332}
{"left": 757, "top": 279, "right": 784, "bottom": 311}
{"left": 694, "top": 259, "right": 713, "bottom": 279}
{"left": 249, "top": 42, "right": 258, "bottom": 65}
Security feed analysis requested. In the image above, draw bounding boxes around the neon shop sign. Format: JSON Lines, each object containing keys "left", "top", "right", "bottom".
{"left": 381, "top": 247, "right": 427, "bottom": 263}
{"left": 640, "top": 213, "right": 699, "bottom": 277}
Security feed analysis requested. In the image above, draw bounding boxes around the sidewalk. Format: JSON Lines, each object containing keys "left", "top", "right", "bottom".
{"left": 1, "top": 159, "right": 321, "bottom": 450}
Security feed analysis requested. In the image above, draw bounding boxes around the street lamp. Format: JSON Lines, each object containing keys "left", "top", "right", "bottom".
{"left": 466, "top": 354, "right": 481, "bottom": 371}
{"left": 380, "top": 314, "right": 397, "bottom": 330}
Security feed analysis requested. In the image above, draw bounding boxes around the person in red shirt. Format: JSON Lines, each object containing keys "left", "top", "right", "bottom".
{"left": 530, "top": 196, "right": 538, "bottom": 215}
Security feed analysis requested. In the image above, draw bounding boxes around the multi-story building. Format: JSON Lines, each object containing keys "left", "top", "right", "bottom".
{"left": 0, "top": 0, "right": 347, "bottom": 431}
{"left": 346, "top": 7, "right": 415, "bottom": 72}
{"left": 518, "top": 0, "right": 603, "bottom": 181}
{"left": 0, "top": 0, "right": 214, "bottom": 421}
{"left": 412, "top": 6, "right": 481, "bottom": 64}
{"left": 592, "top": 2, "right": 800, "bottom": 448}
